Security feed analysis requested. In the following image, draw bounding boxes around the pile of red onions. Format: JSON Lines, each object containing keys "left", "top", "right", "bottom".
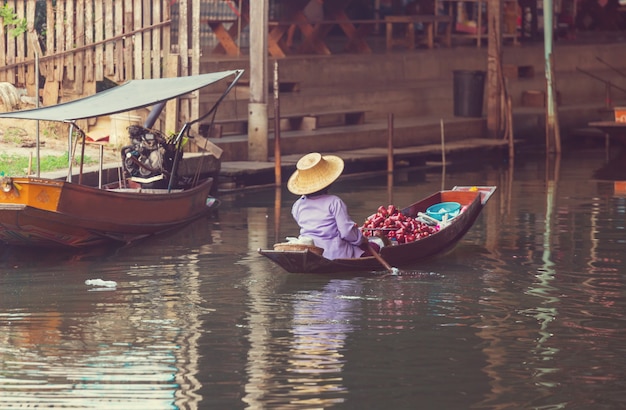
{"left": 361, "top": 204, "right": 439, "bottom": 244}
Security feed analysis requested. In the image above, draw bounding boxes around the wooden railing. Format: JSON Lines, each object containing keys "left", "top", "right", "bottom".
{"left": 0, "top": 0, "right": 173, "bottom": 105}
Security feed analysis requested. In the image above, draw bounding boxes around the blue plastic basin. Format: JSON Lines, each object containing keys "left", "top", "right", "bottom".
{"left": 426, "top": 202, "right": 461, "bottom": 221}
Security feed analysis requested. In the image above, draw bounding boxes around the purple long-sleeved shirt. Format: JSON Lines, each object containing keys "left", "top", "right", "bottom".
{"left": 291, "top": 194, "right": 364, "bottom": 259}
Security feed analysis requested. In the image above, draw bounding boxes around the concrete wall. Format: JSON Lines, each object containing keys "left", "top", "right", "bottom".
{"left": 196, "top": 39, "right": 626, "bottom": 159}
{"left": 201, "top": 40, "right": 626, "bottom": 122}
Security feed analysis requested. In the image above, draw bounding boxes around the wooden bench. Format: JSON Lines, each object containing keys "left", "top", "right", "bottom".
{"left": 202, "top": 18, "right": 241, "bottom": 56}
{"left": 199, "top": 110, "right": 366, "bottom": 138}
{"left": 385, "top": 15, "right": 452, "bottom": 50}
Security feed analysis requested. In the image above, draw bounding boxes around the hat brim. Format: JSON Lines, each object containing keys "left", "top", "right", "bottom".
{"left": 287, "top": 155, "right": 344, "bottom": 195}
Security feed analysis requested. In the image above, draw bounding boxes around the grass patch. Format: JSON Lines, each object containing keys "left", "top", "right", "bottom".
{"left": 0, "top": 153, "right": 96, "bottom": 176}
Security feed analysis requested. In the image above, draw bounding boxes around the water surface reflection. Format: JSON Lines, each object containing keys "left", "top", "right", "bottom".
{"left": 1, "top": 144, "right": 625, "bottom": 409}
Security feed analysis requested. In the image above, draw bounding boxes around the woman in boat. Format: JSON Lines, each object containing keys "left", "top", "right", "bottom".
{"left": 287, "top": 152, "right": 380, "bottom": 259}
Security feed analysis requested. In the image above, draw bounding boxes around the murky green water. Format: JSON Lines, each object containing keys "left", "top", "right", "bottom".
{"left": 1, "top": 142, "right": 625, "bottom": 409}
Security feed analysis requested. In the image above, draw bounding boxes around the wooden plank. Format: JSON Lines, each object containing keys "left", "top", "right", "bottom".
{"left": 385, "top": 15, "right": 452, "bottom": 50}
{"left": 179, "top": 0, "right": 189, "bottom": 75}
{"left": 331, "top": 10, "right": 372, "bottom": 54}
{"left": 190, "top": 0, "right": 201, "bottom": 137}
{"left": 161, "top": 0, "right": 171, "bottom": 77}
{"left": 42, "top": 0, "right": 52, "bottom": 78}
{"left": 164, "top": 54, "right": 179, "bottom": 135}
{"left": 104, "top": 0, "right": 114, "bottom": 76}
{"left": 85, "top": 0, "right": 95, "bottom": 82}
{"left": 190, "top": 134, "right": 224, "bottom": 158}
{"left": 124, "top": 2, "right": 133, "bottom": 80}
{"left": 152, "top": 0, "right": 162, "bottom": 78}
{"left": 54, "top": 0, "right": 64, "bottom": 82}
{"left": 74, "top": 0, "right": 85, "bottom": 94}
{"left": 143, "top": 0, "right": 151, "bottom": 79}
{"left": 293, "top": 11, "right": 331, "bottom": 55}
{"left": 267, "top": 23, "right": 288, "bottom": 58}
{"left": 26, "top": 31, "right": 42, "bottom": 96}
{"left": 114, "top": 0, "right": 124, "bottom": 81}
{"left": 65, "top": 0, "right": 75, "bottom": 81}
{"left": 25, "top": 0, "right": 36, "bottom": 90}
{"left": 43, "top": 80, "right": 59, "bottom": 106}
{"left": 133, "top": 0, "right": 142, "bottom": 79}
{"left": 16, "top": 0, "right": 25, "bottom": 85}
{"left": 94, "top": 0, "right": 103, "bottom": 80}
{"left": 0, "top": 5, "right": 5, "bottom": 82}
{"left": 6, "top": 0, "right": 16, "bottom": 84}
{"left": 178, "top": 0, "right": 190, "bottom": 123}
{"left": 209, "top": 22, "right": 241, "bottom": 56}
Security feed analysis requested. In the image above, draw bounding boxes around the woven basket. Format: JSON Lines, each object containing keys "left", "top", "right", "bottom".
{"left": 273, "top": 243, "right": 324, "bottom": 255}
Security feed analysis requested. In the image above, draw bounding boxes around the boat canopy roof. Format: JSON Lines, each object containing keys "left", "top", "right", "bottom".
{"left": 0, "top": 70, "right": 241, "bottom": 122}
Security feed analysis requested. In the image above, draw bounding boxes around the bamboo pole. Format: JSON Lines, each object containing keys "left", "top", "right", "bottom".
{"left": 387, "top": 113, "right": 394, "bottom": 173}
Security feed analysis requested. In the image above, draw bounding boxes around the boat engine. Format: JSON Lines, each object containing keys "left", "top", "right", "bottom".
{"left": 121, "top": 125, "right": 175, "bottom": 188}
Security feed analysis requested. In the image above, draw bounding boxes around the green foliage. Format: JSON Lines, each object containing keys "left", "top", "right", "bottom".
{"left": 0, "top": 4, "right": 27, "bottom": 38}
{"left": 0, "top": 153, "right": 96, "bottom": 176}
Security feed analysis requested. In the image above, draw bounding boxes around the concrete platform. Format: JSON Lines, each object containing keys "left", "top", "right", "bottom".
{"left": 217, "top": 137, "right": 510, "bottom": 191}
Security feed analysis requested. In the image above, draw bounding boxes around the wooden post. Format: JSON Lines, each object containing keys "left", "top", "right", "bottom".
{"left": 440, "top": 118, "right": 446, "bottom": 166}
{"left": 165, "top": 54, "right": 180, "bottom": 134}
{"left": 543, "top": 0, "right": 561, "bottom": 154}
{"left": 273, "top": 60, "right": 281, "bottom": 186}
{"left": 387, "top": 113, "right": 394, "bottom": 174}
{"left": 486, "top": 0, "right": 503, "bottom": 139}
{"left": 248, "top": 0, "right": 269, "bottom": 161}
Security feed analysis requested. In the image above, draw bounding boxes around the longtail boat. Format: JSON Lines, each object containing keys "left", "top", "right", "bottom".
{"left": 0, "top": 69, "right": 244, "bottom": 248}
{"left": 258, "top": 186, "right": 496, "bottom": 274}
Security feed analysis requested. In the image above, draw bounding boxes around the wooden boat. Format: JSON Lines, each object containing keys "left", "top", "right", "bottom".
{"left": 0, "top": 70, "right": 244, "bottom": 248}
{"left": 258, "top": 186, "right": 496, "bottom": 274}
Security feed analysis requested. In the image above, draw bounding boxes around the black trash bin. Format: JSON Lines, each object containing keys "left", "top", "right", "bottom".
{"left": 453, "top": 70, "right": 486, "bottom": 118}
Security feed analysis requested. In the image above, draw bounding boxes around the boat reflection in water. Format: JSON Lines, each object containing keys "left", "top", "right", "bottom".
{"left": 2, "top": 145, "right": 626, "bottom": 408}
{"left": 0, "top": 238, "right": 210, "bottom": 409}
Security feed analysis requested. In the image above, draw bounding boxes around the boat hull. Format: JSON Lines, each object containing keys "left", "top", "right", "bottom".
{"left": 259, "top": 186, "right": 495, "bottom": 274}
{"left": 0, "top": 176, "right": 214, "bottom": 248}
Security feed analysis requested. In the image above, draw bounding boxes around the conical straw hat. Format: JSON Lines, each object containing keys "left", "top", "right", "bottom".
{"left": 287, "top": 152, "right": 344, "bottom": 195}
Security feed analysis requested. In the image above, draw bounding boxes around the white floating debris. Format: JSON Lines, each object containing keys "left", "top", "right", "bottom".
{"left": 85, "top": 278, "right": 118, "bottom": 288}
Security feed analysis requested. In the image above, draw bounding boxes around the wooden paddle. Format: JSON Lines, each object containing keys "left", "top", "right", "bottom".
{"left": 367, "top": 242, "right": 398, "bottom": 275}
